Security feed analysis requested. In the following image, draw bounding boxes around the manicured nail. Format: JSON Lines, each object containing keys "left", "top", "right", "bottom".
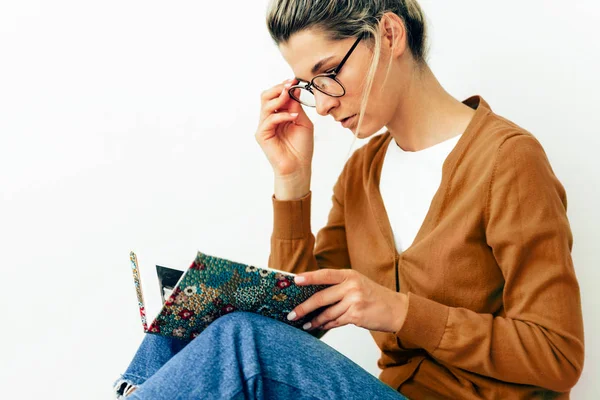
{"left": 284, "top": 82, "right": 292, "bottom": 88}
{"left": 287, "top": 311, "right": 297, "bottom": 321}
{"left": 290, "top": 113, "right": 298, "bottom": 117}
{"left": 303, "top": 322, "right": 312, "bottom": 330}
{"left": 295, "top": 276, "right": 305, "bottom": 284}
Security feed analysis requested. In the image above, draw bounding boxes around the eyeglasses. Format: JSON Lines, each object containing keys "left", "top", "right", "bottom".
{"left": 288, "top": 36, "right": 362, "bottom": 108}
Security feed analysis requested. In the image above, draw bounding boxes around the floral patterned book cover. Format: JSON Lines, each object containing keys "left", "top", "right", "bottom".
{"left": 129, "top": 250, "right": 332, "bottom": 340}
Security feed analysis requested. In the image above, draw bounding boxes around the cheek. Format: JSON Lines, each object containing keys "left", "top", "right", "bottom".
{"left": 361, "top": 95, "right": 383, "bottom": 121}
{"left": 342, "top": 72, "right": 387, "bottom": 123}
{"left": 341, "top": 84, "right": 362, "bottom": 106}
{"left": 368, "top": 87, "right": 396, "bottom": 120}
{"left": 360, "top": 96, "right": 393, "bottom": 135}
{"left": 342, "top": 66, "right": 370, "bottom": 102}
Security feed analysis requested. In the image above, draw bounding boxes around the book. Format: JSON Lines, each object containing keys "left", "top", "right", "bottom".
{"left": 156, "top": 264, "right": 184, "bottom": 303}
{"left": 129, "top": 250, "right": 333, "bottom": 340}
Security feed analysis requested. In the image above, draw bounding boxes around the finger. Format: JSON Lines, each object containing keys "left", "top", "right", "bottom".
{"left": 282, "top": 79, "right": 308, "bottom": 115}
{"left": 259, "top": 80, "right": 297, "bottom": 126}
{"left": 294, "top": 268, "right": 350, "bottom": 286}
{"left": 285, "top": 87, "right": 314, "bottom": 128}
{"left": 286, "top": 86, "right": 303, "bottom": 114}
{"left": 321, "top": 320, "right": 340, "bottom": 331}
{"left": 256, "top": 111, "right": 299, "bottom": 140}
{"left": 261, "top": 84, "right": 293, "bottom": 118}
{"left": 305, "top": 298, "right": 351, "bottom": 331}
{"left": 288, "top": 283, "right": 344, "bottom": 321}
{"left": 260, "top": 79, "right": 294, "bottom": 106}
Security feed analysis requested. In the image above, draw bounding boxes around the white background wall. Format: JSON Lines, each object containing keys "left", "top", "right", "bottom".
{"left": 1, "top": 0, "right": 598, "bottom": 398}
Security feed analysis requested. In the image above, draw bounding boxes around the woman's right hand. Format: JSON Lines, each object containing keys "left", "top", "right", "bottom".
{"left": 255, "top": 79, "right": 314, "bottom": 180}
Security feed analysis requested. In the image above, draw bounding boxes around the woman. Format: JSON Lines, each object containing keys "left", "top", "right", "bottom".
{"left": 114, "top": 1, "right": 584, "bottom": 398}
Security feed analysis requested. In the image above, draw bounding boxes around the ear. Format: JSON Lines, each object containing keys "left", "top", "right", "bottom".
{"left": 380, "top": 12, "right": 408, "bottom": 59}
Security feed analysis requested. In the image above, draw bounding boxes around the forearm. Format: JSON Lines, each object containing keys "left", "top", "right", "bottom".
{"left": 268, "top": 166, "right": 351, "bottom": 275}
{"left": 268, "top": 191, "right": 319, "bottom": 275}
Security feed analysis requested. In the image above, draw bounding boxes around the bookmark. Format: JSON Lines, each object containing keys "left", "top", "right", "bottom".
{"left": 130, "top": 251, "right": 148, "bottom": 332}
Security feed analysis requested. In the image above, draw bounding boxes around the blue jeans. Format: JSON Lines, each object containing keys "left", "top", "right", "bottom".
{"left": 114, "top": 311, "right": 408, "bottom": 399}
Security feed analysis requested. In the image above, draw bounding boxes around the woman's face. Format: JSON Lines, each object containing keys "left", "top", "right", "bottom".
{"left": 279, "top": 29, "right": 404, "bottom": 139}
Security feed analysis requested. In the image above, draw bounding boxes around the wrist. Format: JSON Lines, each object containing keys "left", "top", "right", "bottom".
{"left": 274, "top": 170, "right": 311, "bottom": 201}
{"left": 391, "top": 292, "right": 409, "bottom": 333}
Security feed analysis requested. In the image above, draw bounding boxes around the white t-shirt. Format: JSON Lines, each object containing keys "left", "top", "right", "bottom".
{"left": 379, "top": 134, "right": 462, "bottom": 252}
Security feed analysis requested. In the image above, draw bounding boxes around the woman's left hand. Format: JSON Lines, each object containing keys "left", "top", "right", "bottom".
{"left": 287, "top": 269, "right": 409, "bottom": 333}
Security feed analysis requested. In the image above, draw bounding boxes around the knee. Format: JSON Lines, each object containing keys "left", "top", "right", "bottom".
{"left": 202, "top": 311, "right": 283, "bottom": 339}
{"left": 207, "top": 311, "right": 263, "bottom": 331}
{"left": 187, "top": 312, "right": 257, "bottom": 349}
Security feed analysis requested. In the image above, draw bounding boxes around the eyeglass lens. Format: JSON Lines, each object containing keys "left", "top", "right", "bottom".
{"left": 290, "top": 77, "right": 344, "bottom": 107}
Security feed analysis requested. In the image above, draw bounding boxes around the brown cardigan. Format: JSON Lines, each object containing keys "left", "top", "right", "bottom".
{"left": 268, "top": 96, "right": 584, "bottom": 399}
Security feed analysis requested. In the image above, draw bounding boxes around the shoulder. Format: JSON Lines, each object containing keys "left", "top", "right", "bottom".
{"left": 471, "top": 104, "right": 566, "bottom": 211}
{"left": 462, "top": 98, "right": 551, "bottom": 176}
{"left": 479, "top": 111, "right": 551, "bottom": 172}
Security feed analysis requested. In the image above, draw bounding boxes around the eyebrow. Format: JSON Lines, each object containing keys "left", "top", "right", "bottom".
{"left": 295, "top": 56, "right": 336, "bottom": 83}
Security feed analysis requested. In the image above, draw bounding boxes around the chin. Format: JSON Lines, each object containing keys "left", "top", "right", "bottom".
{"left": 350, "top": 120, "right": 383, "bottom": 140}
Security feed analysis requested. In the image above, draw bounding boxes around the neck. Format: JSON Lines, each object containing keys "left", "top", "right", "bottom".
{"left": 386, "top": 64, "right": 475, "bottom": 152}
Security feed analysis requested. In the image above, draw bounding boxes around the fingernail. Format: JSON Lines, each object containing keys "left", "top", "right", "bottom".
{"left": 303, "top": 322, "right": 312, "bottom": 330}
{"left": 287, "top": 311, "right": 297, "bottom": 321}
{"left": 290, "top": 113, "right": 298, "bottom": 117}
{"left": 284, "top": 82, "right": 292, "bottom": 88}
{"left": 295, "top": 276, "right": 305, "bottom": 284}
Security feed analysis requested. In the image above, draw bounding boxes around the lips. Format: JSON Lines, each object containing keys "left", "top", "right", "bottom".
{"left": 341, "top": 114, "right": 357, "bottom": 128}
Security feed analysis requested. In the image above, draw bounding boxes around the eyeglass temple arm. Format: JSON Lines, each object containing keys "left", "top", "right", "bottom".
{"left": 333, "top": 36, "right": 362, "bottom": 74}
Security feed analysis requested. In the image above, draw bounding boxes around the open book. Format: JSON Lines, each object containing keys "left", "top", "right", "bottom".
{"left": 129, "top": 251, "right": 332, "bottom": 340}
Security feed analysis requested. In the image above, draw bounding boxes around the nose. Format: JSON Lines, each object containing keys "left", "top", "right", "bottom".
{"left": 314, "top": 90, "right": 338, "bottom": 117}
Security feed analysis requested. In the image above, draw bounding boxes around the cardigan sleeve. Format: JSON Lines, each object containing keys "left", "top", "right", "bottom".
{"left": 395, "top": 134, "right": 585, "bottom": 392}
{"left": 267, "top": 162, "right": 352, "bottom": 274}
